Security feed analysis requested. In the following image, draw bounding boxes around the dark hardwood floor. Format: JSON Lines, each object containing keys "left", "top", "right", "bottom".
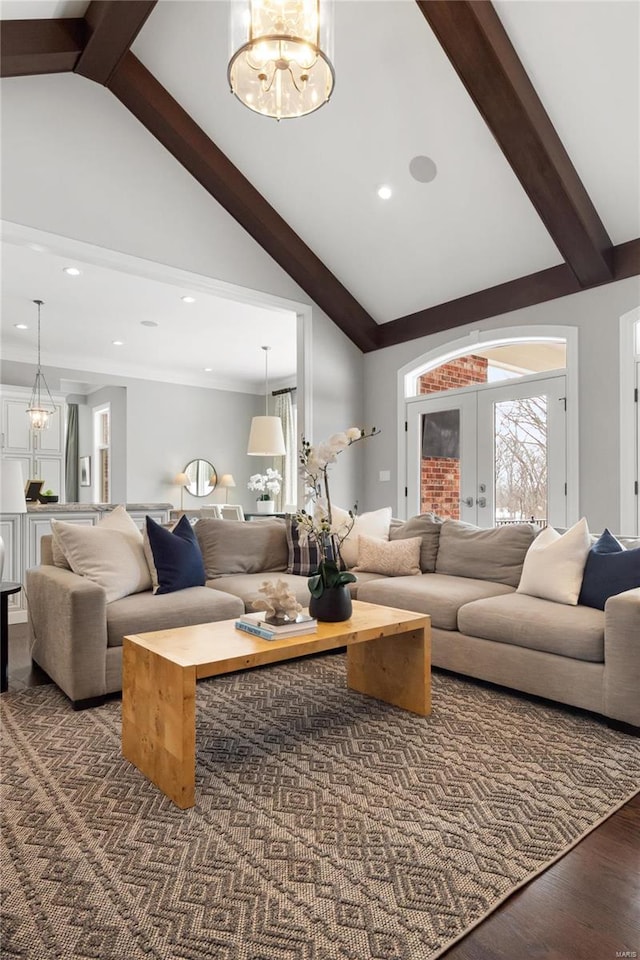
{"left": 4, "top": 623, "right": 639, "bottom": 959}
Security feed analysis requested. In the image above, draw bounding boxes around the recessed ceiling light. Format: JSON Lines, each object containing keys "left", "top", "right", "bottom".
{"left": 140, "top": 320, "right": 159, "bottom": 327}
{"left": 63, "top": 267, "right": 82, "bottom": 276}
{"left": 204, "top": 367, "right": 213, "bottom": 372}
{"left": 28, "top": 243, "right": 46, "bottom": 253}
{"left": 377, "top": 185, "right": 392, "bottom": 200}
{"left": 112, "top": 340, "right": 124, "bottom": 346}
{"left": 14, "top": 323, "right": 28, "bottom": 330}
{"left": 181, "top": 296, "right": 196, "bottom": 304}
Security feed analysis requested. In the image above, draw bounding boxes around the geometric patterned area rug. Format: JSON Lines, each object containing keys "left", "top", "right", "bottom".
{"left": 2, "top": 654, "right": 639, "bottom": 960}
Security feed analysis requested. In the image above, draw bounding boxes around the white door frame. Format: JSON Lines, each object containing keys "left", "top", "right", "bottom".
{"left": 397, "top": 325, "right": 578, "bottom": 522}
{"left": 619, "top": 307, "right": 640, "bottom": 535}
{"left": 406, "top": 372, "right": 567, "bottom": 527}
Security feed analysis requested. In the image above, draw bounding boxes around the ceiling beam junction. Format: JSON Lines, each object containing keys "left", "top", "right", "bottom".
{"left": 416, "top": 0, "right": 614, "bottom": 288}
{"left": 74, "top": 0, "right": 157, "bottom": 85}
{"left": 0, "top": 18, "right": 85, "bottom": 77}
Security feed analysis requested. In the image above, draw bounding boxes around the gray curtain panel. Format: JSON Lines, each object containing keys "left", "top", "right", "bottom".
{"left": 65, "top": 403, "right": 79, "bottom": 503}
{"left": 274, "top": 390, "right": 296, "bottom": 511}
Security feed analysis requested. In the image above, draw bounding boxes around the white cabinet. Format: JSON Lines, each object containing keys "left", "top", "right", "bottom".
{"left": 0, "top": 515, "right": 23, "bottom": 614}
{"left": 1, "top": 387, "right": 66, "bottom": 501}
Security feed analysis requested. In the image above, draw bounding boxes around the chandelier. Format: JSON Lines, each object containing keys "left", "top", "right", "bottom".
{"left": 26, "top": 300, "right": 56, "bottom": 431}
{"left": 228, "top": 0, "right": 335, "bottom": 121}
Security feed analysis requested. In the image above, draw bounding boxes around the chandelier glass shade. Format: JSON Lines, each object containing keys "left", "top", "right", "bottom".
{"left": 27, "top": 300, "right": 56, "bottom": 431}
{"left": 228, "top": 0, "right": 335, "bottom": 120}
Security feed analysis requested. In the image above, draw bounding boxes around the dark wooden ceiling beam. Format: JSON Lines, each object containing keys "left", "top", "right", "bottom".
{"left": 376, "top": 237, "right": 640, "bottom": 350}
{"left": 74, "top": 0, "right": 157, "bottom": 85}
{"left": 0, "top": 18, "right": 85, "bottom": 77}
{"left": 416, "top": 0, "right": 614, "bottom": 288}
{"left": 107, "top": 53, "right": 380, "bottom": 352}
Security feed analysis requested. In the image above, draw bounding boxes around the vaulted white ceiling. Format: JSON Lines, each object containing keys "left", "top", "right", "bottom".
{"left": 1, "top": 0, "right": 639, "bottom": 378}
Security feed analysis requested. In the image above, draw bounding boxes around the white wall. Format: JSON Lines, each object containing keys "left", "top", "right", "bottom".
{"left": 0, "top": 72, "right": 365, "bottom": 506}
{"left": 363, "top": 276, "right": 640, "bottom": 533}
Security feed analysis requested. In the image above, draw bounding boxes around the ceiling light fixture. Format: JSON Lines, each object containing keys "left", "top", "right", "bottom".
{"left": 377, "top": 185, "right": 392, "bottom": 200}
{"left": 181, "top": 296, "right": 196, "bottom": 304}
{"left": 26, "top": 300, "right": 56, "bottom": 432}
{"left": 247, "top": 346, "right": 286, "bottom": 456}
{"left": 141, "top": 319, "right": 159, "bottom": 327}
{"left": 112, "top": 340, "right": 124, "bottom": 346}
{"left": 204, "top": 367, "right": 213, "bottom": 372}
{"left": 228, "top": 0, "right": 335, "bottom": 121}
{"left": 63, "top": 267, "right": 81, "bottom": 276}
{"left": 14, "top": 323, "right": 28, "bottom": 330}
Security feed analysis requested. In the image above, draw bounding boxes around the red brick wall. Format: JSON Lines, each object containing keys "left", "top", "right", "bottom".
{"left": 418, "top": 355, "right": 488, "bottom": 518}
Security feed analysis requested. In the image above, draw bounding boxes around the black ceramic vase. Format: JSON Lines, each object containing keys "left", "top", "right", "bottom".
{"left": 308, "top": 585, "right": 353, "bottom": 623}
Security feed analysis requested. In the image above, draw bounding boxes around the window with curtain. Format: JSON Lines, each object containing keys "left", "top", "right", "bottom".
{"left": 65, "top": 403, "right": 79, "bottom": 503}
{"left": 274, "top": 390, "right": 296, "bottom": 511}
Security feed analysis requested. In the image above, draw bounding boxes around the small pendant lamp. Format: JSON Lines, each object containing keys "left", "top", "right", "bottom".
{"left": 247, "top": 346, "right": 286, "bottom": 456}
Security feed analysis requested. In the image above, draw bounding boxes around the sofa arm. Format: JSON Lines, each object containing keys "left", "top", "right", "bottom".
{"left": 603, "top": 587, "right": 640, "bottom": 727}
{"left": 26, "top": 565, "right": 109, "bottom": 704}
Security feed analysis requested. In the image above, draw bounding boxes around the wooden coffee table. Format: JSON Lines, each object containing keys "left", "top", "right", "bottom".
{"left": 122, "top": 600, "right": 431, "bottom": 808}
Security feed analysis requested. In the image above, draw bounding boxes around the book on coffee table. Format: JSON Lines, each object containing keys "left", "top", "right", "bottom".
{"left": 235, "top": 612, "right": 317, "bottom": 641}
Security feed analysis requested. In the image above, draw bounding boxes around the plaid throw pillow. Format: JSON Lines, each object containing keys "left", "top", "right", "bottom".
{"left": 286, "top": 520, "right": 346, "bottom": 575}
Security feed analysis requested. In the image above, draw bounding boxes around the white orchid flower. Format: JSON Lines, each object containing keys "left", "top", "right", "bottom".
{"left": 346, "top": 427, "right": 362, "bottom": 441}
{"left": 328, "top": 432, "right": 349, "bottom": 450}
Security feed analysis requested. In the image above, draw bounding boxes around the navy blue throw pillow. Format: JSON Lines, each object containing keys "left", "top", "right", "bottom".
{"left": 578, "top": 528, "right": 640, "bottom": 610}
{"left": 145, "top": 514, "right": 206, "bottom": 595}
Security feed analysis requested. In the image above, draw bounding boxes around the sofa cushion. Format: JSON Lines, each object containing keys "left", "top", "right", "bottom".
{"left": 195, "top": 518, "right": 288, "bottom": 579}
{"left": 578, "top": 529, "right": 640, "bottom": 611}
{"left": 435, "top": 520, "right": 536, "bottom": 587}
{"left": 144, "top": 515, "right": 206, "bottom": 595}
{"left": 211, "top": 573, "right": 314, "bottom": 613}
{"left": 211, "top": 571, "right": 384, "bottom": 613}
{"left": 51, "top": 505, "right": 152, "bottom": 603}
{"left": 389, "top": 514, "right": 443, "bottom": 573}
{"left": 286, "top": 518, "right": 321, "bottom": 575}
{"left": 458, "top": 593, "right": 605, "bottom": 662}
{"left": 517, "top": 518, "right": 591, "bottom": 605}
{"left": 353, "top": 535, "right": 422, "bottom": 577}
{"left": 332, "top": 506, "right": 392, "bottom": 568}
{"left": 106, "top": 587, "right": 244, "bottom": 648}
{"left": 357, "top": 574, "right": 514, "bottom": 630}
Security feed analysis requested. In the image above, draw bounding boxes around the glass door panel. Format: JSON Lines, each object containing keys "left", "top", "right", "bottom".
{"left": 407, "top": 393, "right": 477, "bottom": 523}
{"left": 477, "top": 376, "right": 566, "bottom": 529}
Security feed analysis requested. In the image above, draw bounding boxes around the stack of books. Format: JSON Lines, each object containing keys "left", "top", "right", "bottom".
{"left": 235, "top": 611, "right": 317, "bottom": 641}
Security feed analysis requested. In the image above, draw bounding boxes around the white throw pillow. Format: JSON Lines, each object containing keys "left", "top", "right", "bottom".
{"left": 516, "top": 518, "right": 591, "bottom": 605}
{"left": 332, "top": 506, "right": 392, "bottom": 568}
{"left": 354, "top": 535, "right": 422, "bottom": 577}
{"left": 51, "top": 505, "right": 151, "bottom": 602}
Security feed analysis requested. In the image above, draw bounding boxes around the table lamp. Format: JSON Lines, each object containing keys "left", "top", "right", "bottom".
{"left": 219, "top": 474, "right": 236, "bottom": 503}
{"left": 0, "top": 461, "right": 27, "bottom": 582}
{"left": 174, "top": 472, "right": 189, "bottom": 511}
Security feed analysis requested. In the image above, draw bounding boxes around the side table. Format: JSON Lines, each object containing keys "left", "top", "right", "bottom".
{"left": 1, "top": 582, "right": 21, "bottom": 693}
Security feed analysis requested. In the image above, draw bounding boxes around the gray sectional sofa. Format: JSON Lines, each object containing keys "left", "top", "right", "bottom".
{"left": 25, "top": 516, "right": 640, "bottom": 727}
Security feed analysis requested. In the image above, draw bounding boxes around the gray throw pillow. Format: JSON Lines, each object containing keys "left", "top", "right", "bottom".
{"left": 435, "top": 519, "right": 537, "bottom": 587}
{"left": 389, "top": 513, "right": 443, "bottom": 573}
{"left": 195, "top": 518, "right": 288, "bottom": 579}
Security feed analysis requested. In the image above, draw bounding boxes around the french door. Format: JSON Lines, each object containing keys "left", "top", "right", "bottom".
{"left": 407, "top": 375, "right": 567, "bottom": 528}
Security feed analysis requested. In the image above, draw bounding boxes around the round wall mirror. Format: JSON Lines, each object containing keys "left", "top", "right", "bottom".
{"left": 183, "top": 459, "right": 217, "bottom": 497}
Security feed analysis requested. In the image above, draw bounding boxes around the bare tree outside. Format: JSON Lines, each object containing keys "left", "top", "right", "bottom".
{"left": 494, "top": 396, "right": 548, "bottom": 523}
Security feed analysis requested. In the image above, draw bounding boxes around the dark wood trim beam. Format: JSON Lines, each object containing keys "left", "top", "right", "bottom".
{"left": 376, "top": 238, "right": 640, "bottom": 350}
{"left": 108, "top": 53, "right": 380, "bottom": 352}
{"left": 74, "top": 1, "right": 157, "bottom": 85}
{"left": 416, "top": 0, "right": 614, "bottom": 288}
{"left": 0, "top": 18, "right": 85, "bottom": 77}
